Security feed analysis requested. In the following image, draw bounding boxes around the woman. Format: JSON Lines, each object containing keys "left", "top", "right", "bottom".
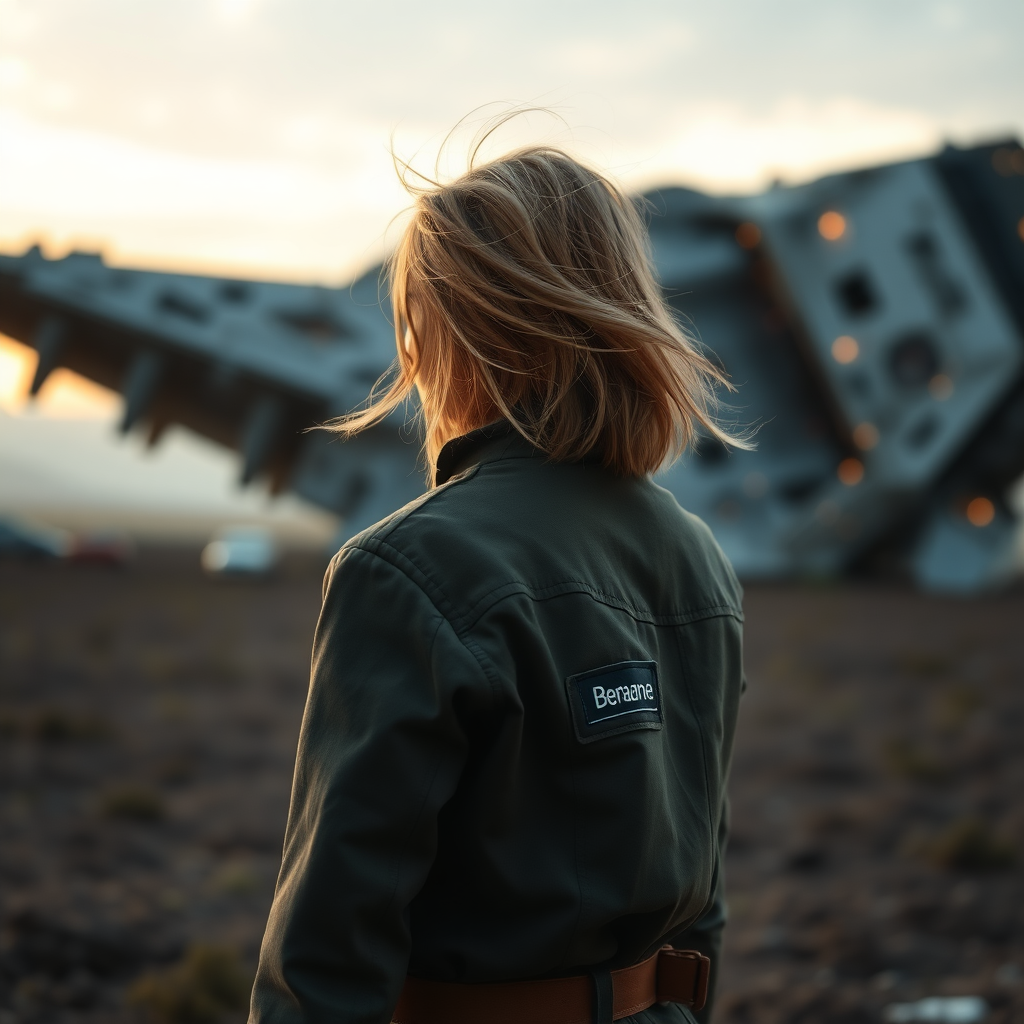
{"left": 250, "top": 143, "right": 746, "bottom": 1024}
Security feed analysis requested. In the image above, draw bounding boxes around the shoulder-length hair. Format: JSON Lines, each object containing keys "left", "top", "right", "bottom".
{"left": 330, "top": 144, "right": 745, "bottom": 481}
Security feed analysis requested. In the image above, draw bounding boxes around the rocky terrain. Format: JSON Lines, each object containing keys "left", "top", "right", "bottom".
{"left": 718, "top": 584, "right": 1023, "bottom": 1023}
{"left": 0, "top": 550, "right": 1021, "bottom": 1022}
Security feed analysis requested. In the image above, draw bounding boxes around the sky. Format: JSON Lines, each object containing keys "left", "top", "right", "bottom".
{"left": 2, "top": 0, "right": 1022, "bottom": 283}
{"left": 0, "top": 0, "right": 1022, "bottom": 528}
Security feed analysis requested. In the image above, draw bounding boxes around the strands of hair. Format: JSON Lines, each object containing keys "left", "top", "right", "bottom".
{"left": 328, "top": 109, "right": 750, "bottom": 483}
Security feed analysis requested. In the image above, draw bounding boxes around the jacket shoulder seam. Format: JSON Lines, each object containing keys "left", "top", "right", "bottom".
{"left": 345, "top": 539, "right": 742, "bottom": 632}
{"left": 457, "top": 579, "right": 743, "bottom": 632}
{"left": 340, "top": 543, "right": 505, "bottom": 703}
{"left": 347, "top": 465, "right": 480, "bottom": 547}
{"left": 351, "top": 522, "right": 741, "bottom": 633}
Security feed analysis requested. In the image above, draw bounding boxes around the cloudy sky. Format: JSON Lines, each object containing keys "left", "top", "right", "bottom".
{"left": 2, "top": 0, "right": 1022, "bottom": 282}
{"left": 0, "top": 0, "right": 1021, "bottom": 526}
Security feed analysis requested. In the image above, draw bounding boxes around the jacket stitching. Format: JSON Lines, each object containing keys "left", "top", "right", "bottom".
{"left": 383, "top": 441, "right": 533, "bottom": 537}
{"left": 347, "top": 457, "right": 743, "bottom": 628}
{"left": 357, "top": 538, "right": 741, "bottom": 632}
{"left": 358, "top": 537, "right": 460, "bottom": 621}
{"left": 343, "top": 545, "right": 504, "bottom": 705}
{"left": 455, "top": 583, "right": 742, "bottom": 633}
{"left": 672, "top": 625, "right": 717, "bottom": 911}
{"left": 386, "top": 611, "right": 449, "bottom": 917}
{"left": 564, "top": 713, "right": 586, "bottom": 971}
{"left": 348, "top": 464, "right": 481, "bottom": 548}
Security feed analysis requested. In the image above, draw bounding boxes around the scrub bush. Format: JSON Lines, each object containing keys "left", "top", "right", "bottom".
{"left": 128, "top": 944, "right": 250, "bottom": 1023}
{"left": 929, "top": 818, "right": 1016, "bottom": 871}
{"left": 101, "top": 786, "right": 164, "bottom": 821}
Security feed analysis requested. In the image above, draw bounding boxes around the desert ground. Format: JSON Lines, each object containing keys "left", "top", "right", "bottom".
{"left": 1, "top": 549, "right": 1022, "bottom": 1022}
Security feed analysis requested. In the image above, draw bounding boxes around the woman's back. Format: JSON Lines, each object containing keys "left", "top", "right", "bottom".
{"left": 251, "top": 424, "right": 743, "bottom": 1018}
{"left": 251, "top": 134, "right": 748, "bottom": 1024}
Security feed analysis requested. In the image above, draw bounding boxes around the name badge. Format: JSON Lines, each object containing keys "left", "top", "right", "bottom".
{"left": 565, "top": 661, "right": 662, "bottom": 743}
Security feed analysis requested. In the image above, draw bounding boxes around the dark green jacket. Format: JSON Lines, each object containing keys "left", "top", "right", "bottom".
{"left": 251, "top": 424, "right": 745, "bottom": 1024}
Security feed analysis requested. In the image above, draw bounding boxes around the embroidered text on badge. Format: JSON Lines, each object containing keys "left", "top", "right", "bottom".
{"left": 565, "top": 661, "right": 662, "bottom": 743}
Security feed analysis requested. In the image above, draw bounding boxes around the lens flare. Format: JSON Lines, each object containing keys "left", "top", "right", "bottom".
{"left": 831, "top": 335, "right": 860, "bottom": 364}
{"left": 966, "top": 497, "right": 995, "bottom": 527}
{"left": 928, "top": 374, "right": 954, "bottom": 400}
{"left": 818, "top": 211, "right": 847, "bottom": 241}
{"left": 837, "top": 458, "right": 864, "bottom": 486}
{"left": 735, "top": 222, "right": 761, "bottom": 249}
{"left": 852, "top": 423, "right": 879, "bottom": 450}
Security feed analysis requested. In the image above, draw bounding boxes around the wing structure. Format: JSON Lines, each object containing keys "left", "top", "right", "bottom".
{"left": 0, "top": 255, "right": 424, "bottom": 540}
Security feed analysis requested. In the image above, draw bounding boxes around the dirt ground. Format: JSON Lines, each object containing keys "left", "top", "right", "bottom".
{"left": 0, "top": 549, "right": 1022, "bottom": 1022}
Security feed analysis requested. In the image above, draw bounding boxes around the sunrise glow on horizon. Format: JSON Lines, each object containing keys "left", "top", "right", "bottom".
{"left": 2, "top": 0, "right": 1022, "bottom": 418}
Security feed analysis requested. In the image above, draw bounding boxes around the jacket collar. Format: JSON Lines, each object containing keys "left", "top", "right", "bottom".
{"left": 434, "top": 420, "right": 538, "bottom": 487}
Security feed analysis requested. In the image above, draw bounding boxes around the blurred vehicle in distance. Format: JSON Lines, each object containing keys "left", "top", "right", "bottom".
{"left": 883, "top": 995, "right": 988, "bottom": 1022}
{"left": 200, "top": 526, "right": 277, "bottom": 576}
{"left": 65, "top": 529, "right": 135, "bottom": 566}
{"left": 0, "top": 516, "right": 69, "bottom": 559}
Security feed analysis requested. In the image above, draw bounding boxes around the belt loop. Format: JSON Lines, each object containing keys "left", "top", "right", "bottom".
{"left": 589, "top": 968, "right": 614, "bottom": 1024}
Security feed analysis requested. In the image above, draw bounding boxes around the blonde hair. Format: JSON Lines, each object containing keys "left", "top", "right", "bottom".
{"left": 331, "top": 141, "right": 745, "bottom": 481}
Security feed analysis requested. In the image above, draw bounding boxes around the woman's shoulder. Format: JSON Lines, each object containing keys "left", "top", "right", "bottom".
{"left": 330, "top": 457, "right": 741, "bottom": 627}
{"left": 323, "top": 467, "right": 489, "bottom": 613}
{"left": 341, "top": 463, "right": 483, "bottom": 557}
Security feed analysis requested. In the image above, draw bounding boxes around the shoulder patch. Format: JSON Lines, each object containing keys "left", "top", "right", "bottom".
{"left": 565, "top": 660, "right": 662, "bottom": 744}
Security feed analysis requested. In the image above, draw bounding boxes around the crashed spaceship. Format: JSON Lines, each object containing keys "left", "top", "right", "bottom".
{"left": 1, "top": 139, "right": 1022, "bottom": 591}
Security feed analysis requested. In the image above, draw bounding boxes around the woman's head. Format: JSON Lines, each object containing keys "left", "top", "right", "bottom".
{"left": 334, "top": 144, "right": 743, "bottom": 480}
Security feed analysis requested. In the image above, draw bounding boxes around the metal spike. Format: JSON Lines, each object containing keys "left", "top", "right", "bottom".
{"left": 29, "top": 316, "right": 67, "bottom": 395}
{"left": 119, "top": 350, "right": 163, "bottom": 433}
{"left": 240, "top": 395, "right": 283, "bottom": 485}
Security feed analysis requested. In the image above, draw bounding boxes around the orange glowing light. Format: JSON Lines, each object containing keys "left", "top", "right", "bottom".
{"left": 852, "top": 422, "right": 879, "bottom": 450}
{"left": 928, "top": 373, "right": 954, "bottom": 400}
{"left": 818, "top": 211, "right": 846, "bottom": 241}
{"left": 992, "top": 148, "right": 1016, "bottom": 176}
{"left": 1018, "top": 215, "right": 1024, "bottom": 243}
{"left": 837, "top": 458, "right": 864, "bottom": 486}
{"left": 735, "top": 222, "right": 761, "bottom": 249}
{"left": 831, "top": 335, "right": 859, "bottom": 364}
{"left": 966, "top": 497, "right": 995, "bottom": 527}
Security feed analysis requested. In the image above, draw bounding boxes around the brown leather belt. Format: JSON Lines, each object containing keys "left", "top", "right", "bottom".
{"left": 392, "top": 947, "right": 710, "bottom": 1024}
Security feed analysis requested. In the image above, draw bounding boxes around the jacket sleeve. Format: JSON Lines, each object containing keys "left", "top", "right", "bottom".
{"left": 250, "top": 545, "right": 491, "bottom": 1024}
{"left": 669, "top": 667, "right": 745, "bottom": 1024}
{"left": 668, "top": 792, "right": 729, "bottom": 1024}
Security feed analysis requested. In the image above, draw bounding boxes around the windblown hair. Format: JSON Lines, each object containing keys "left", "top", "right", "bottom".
{"left": 331, "top": 142, "right": 745, "bottom": 481}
